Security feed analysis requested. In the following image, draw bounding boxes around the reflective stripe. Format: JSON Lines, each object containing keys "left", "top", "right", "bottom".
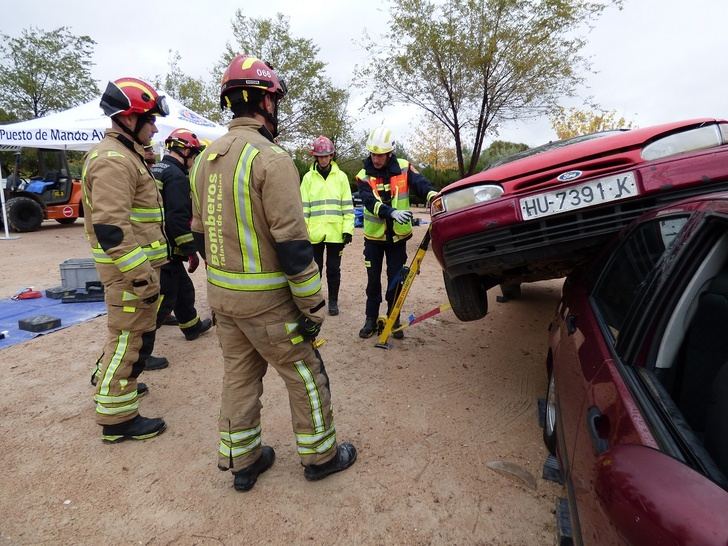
{"left": 289, "top": 272, "right": 322, "bottom": 298}
{"left": 93, "top": 241, "right": 167, "bottom": 268}
{"left": 233, "top": 144, "right": 261, "bottom": 272}
{"left": 189, "top": 153, "right": 202, "bottom": 216}
{"left": 219, "top": 425, "right": 262, "bottom": 459}
{"left": 96, "top": 399, "right": 139, "bottom": 416}
{"left": 206, "top": 266, "right": 287, "bottom": 291}
{"left": 130, "top": 207, "right": 164, "bottom": 223}
{"left": 294, "top": 360, "right": 325, "bottom": 433}
{"left": 99, "top": 331, "right": 130, "bottom": 396}
{"left": 174, "top": 233, "right": 194, "bottom": 246}
{"left": 123, "top": 306, "right": 136, "bottom": 313}
{"left": 179, "top": 316, "right": 199, "bottom": 329}
{"left": 297, "top": 430, "right": 337, "bottom": 456}
{"left": 95, "top": 390, "right": 138, "bottom": 404}
{"left": 296, "top": 423, "right": 336, "bottom": 446}
{"left": 114, "top": 247, "right": 148, "bottom": 272}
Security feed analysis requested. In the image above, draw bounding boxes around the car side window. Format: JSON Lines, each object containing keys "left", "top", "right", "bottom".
{"left": 592, "top": 216, "right": 689, "bottom": 340}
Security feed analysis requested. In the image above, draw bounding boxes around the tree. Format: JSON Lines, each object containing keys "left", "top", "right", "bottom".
{"left": 153, "top": 51, "right": 221, "bottom": 123}
{"left": 216, "top": 12, "right": 353, "bottom": 149}
{"left": 408, "top": 113, "right": 459, "bottom": 170}
{"left": 477, "top": 139, "right": 530, "bottom": 170}
{"left": 356, "top": 0, "right": 621, "bottom": 178}
{"left": 550, "top": 106, "right": 634, "bottom": 139}
{"left": 0, "top": 26, "right": 98, "bottom": 120}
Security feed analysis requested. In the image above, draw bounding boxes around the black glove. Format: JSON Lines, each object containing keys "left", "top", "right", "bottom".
{"left": 343, "top": 233, "right": 352, "bottom": 245}
{"left": 298, "top": 315, "right": 321, "bottom": 341}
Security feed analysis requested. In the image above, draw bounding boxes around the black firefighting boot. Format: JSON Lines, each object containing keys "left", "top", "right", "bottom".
{"left": 303, "top": 442, "right": 357, "bottom": 481}
{"left": 392, "top": 315, "right": 404, "bottom": 340}
{"left": 184, "top": 318, "right": 213, "bottom": 341}
{"left": 233, "top": 446, "right": 276, "bottom": 492}
{"left": 137, "top": 382, "right": 149, "bottom": 398}
{"left": 358, "top": 317, "right": 377, "bottom": 338}
{"left": 328, "top": 279, "right": 340, "bottom": 316}
{"left": 101, "top": 415, "right": 166, "bottom": 443}
{"left": 145, "top": 355, "right": 169, "bottom": 370}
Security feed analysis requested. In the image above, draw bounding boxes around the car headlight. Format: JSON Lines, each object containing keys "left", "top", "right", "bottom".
{"left": 431, "top": 184, "right": 504, "bottom": 216}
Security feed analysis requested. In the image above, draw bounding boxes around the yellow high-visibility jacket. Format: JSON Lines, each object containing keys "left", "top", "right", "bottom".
{"left": 300, "top": 161, "right": 354, "bottom": 244}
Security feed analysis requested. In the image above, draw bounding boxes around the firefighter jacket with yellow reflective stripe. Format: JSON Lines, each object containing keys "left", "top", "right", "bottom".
{"left": 82, "top": 130, "right": 168, "bottom": 294}
{"left": 300, "top": 161, "right": 354, "bottom": 244}
{"left": 356, "top": 154, "right": 437, "bottom": 243}
{"left": 190, "top": 117, "right": 325, "bottom": 322}
{"left": 151, "top": 155, "right": 196, "bottom": 258}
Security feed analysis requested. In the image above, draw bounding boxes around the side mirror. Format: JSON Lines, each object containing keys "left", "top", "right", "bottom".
{"left": 595, "top": 444, "right": 728, "bottom": 545}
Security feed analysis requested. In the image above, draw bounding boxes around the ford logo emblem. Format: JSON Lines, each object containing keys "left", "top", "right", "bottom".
{"left": 557, "top": 170, "right": 583, "bottom": 182}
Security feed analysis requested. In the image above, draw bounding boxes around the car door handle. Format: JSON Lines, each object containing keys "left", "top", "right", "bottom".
{"left": 566, "top": 314, "right": 577, "bottom": 335}
{"left": 587, "top": 406, "right": 609, "bottom": 455}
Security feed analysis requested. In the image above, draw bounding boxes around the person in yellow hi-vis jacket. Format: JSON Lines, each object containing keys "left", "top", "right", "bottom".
{"left": 356, "top": 127, "right": 438, "bottom": 339}
{"left": 83, "top": 77, "right": 169, "bottom": 443}
{"left": 190, "top": 54, "right": 357, "bottom": 492}
{"left": 300, "top": 136, "right": 354, "bottom": 316}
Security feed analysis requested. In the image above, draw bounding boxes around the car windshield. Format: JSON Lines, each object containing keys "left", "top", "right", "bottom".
{"left": 487, "top": 130, "right": 628, "bottom": 169}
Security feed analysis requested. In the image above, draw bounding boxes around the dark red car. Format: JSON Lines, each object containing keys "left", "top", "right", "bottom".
{"left": 430, "top": 119, "right": 728, "bottom": 321}
{"left": 544, "top": 191, "right": 728, "bottom": 545}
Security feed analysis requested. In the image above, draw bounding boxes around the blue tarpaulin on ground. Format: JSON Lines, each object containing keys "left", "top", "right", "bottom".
{"left": 0, "top": 294, "right": 106, "bottom": 350}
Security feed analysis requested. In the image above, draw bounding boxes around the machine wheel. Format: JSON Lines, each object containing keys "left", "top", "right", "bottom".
{"left": 442, "top": 271, "right": 488, "bottom": 321}
{"left": 6, "top": 196, "right": 44, "bottom": 232}
{"left": 500, "top": 282, "right": 522, "bottom": 300}
{"left": 543, "top": 370, "right": 557, "bottom": 455}
{"left": 55, "top": 217, "right": 77, "bottom": 225}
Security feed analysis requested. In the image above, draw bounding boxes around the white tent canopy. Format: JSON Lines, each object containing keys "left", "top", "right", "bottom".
{"left": 0, "top": 95, "right": 226, "bottom": 151}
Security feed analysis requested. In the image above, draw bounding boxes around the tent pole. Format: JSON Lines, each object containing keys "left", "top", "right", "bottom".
{"left": 0, "top": 160, "right": 21, "bottom": 241}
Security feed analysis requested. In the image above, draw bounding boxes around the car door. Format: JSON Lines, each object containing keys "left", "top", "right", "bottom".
{"left": 566, "top": 215, "right": 691, "bottom": 545}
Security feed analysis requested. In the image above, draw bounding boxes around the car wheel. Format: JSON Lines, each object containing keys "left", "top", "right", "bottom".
{"left": 55, "top": 217, "right": 77, "bottom": 225}
{"left": 6, "top": 196, "right": 44, "bottom": 232}
{"left": 543, "top": 370, "right": 557, "bottom": 455}
{"left": 500, "top": 282, "right": 522, "bottom": 300}
{"left": 442, "top": 271, "right": 488, "bottom": 321}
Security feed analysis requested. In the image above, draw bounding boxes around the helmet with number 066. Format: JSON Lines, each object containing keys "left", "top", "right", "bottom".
{"left": 100, "top": 77, "right": 169, "bottom": 118}
{"left": 311, "top": 135, "right": 335, "bottom": 156}
{"left": 366, "top": 126, "right": 395, "bottom": 154}
{"left": 220, "top": 54, "right": 287, "bottom": 108}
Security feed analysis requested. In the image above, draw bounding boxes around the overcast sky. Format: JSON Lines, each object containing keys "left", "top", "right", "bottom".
{"left": 6, "top": 0, "right": 728, "bottom": 148}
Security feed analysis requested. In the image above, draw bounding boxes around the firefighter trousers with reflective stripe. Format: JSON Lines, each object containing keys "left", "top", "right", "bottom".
{"left": 94, "top": 317, "right": 157, "bottom": 426}
{"left": 312, "top": 242, "right": 344, "bottom": 302}
{"left": 215, "top": 298, "right": 337, "bottom": 471}
{"left": 156, "top": 259, "right": 199, "bottom": 331}
{"left": 363, "top": 239, "right": 407, "bottom": 319}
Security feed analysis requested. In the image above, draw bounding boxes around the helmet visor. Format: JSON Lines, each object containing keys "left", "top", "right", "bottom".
{"left": 153, "top": 96, "right": 169, "bottom": 117}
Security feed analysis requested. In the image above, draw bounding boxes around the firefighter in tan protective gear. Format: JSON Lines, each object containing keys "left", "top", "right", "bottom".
{"left": 83, "top": 77, "right": 169, "bottom": 443}
{"left": 190, "top": 54, "right": 357, "bottom": 491}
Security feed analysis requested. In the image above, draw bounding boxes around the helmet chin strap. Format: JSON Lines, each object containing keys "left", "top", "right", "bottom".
{"left": 114, "top": 114, "right": 148, "bottom": 145}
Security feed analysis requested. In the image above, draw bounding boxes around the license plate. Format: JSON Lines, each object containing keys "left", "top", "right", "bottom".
{"left": 519, "top": 171, "right": 638, "bottom": 220}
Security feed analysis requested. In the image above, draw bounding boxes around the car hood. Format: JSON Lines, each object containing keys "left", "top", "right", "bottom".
{"left": 443, "top": 118, "right": 722, "bottom": 195}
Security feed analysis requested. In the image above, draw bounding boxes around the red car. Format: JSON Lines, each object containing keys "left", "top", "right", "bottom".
{"left": 430, "top": 119, "right": 728, "bottom": 321}
{"left": 545, "top": 191, "right": 728, "bottom": 545}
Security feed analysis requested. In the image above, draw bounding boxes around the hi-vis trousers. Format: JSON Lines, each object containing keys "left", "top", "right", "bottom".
{"left": 215, "top": 299, "right": 337, "bottom": 472}
{"left": 94, "top": 275, "right": 159, "bottom": 426}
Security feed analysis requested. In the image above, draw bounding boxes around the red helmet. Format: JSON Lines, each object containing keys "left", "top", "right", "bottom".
{"left": 311, "top": 136, "right": 335, "bottom": 156}
{"left": 100, "top": 77, "right": 169, "bottom": 118}
{"left": 219, "top": 54, "right": 287, "bottom": 109}
{"left": 165, "top": 128, "right": 204, "bottom": 154}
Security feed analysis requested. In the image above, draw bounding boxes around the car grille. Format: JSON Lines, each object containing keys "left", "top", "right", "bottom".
{"left": 443, "top": 182, "right": 728, "bottom": 270}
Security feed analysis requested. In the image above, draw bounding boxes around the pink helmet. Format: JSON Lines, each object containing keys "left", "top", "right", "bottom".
{"left": 311, "top": 135, "right": 335, "bottom": 156}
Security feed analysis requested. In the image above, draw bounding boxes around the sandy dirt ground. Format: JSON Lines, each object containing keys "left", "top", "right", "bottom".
{"left": 0, "top": 211, "right": 564, "bottom": 545}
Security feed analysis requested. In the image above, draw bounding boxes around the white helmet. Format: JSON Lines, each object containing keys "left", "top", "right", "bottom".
{"left": 366, "top": 126, "right": 395, "bottom": 154}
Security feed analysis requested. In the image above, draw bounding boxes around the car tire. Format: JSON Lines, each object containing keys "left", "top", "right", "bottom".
{"left": 6, "top": 196, "right": 44, "bottom": 232}
{"left": 500, "top": 282, "right": 522, "bottom": 300}
{"left": 443, "top": 271, "right": 488, "bottom": 321}
{"left": 55, "top": 217, "right": 77, "bottom": 225}
{"left": 543, "top": 370, "right": 557, "bottom": 455}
